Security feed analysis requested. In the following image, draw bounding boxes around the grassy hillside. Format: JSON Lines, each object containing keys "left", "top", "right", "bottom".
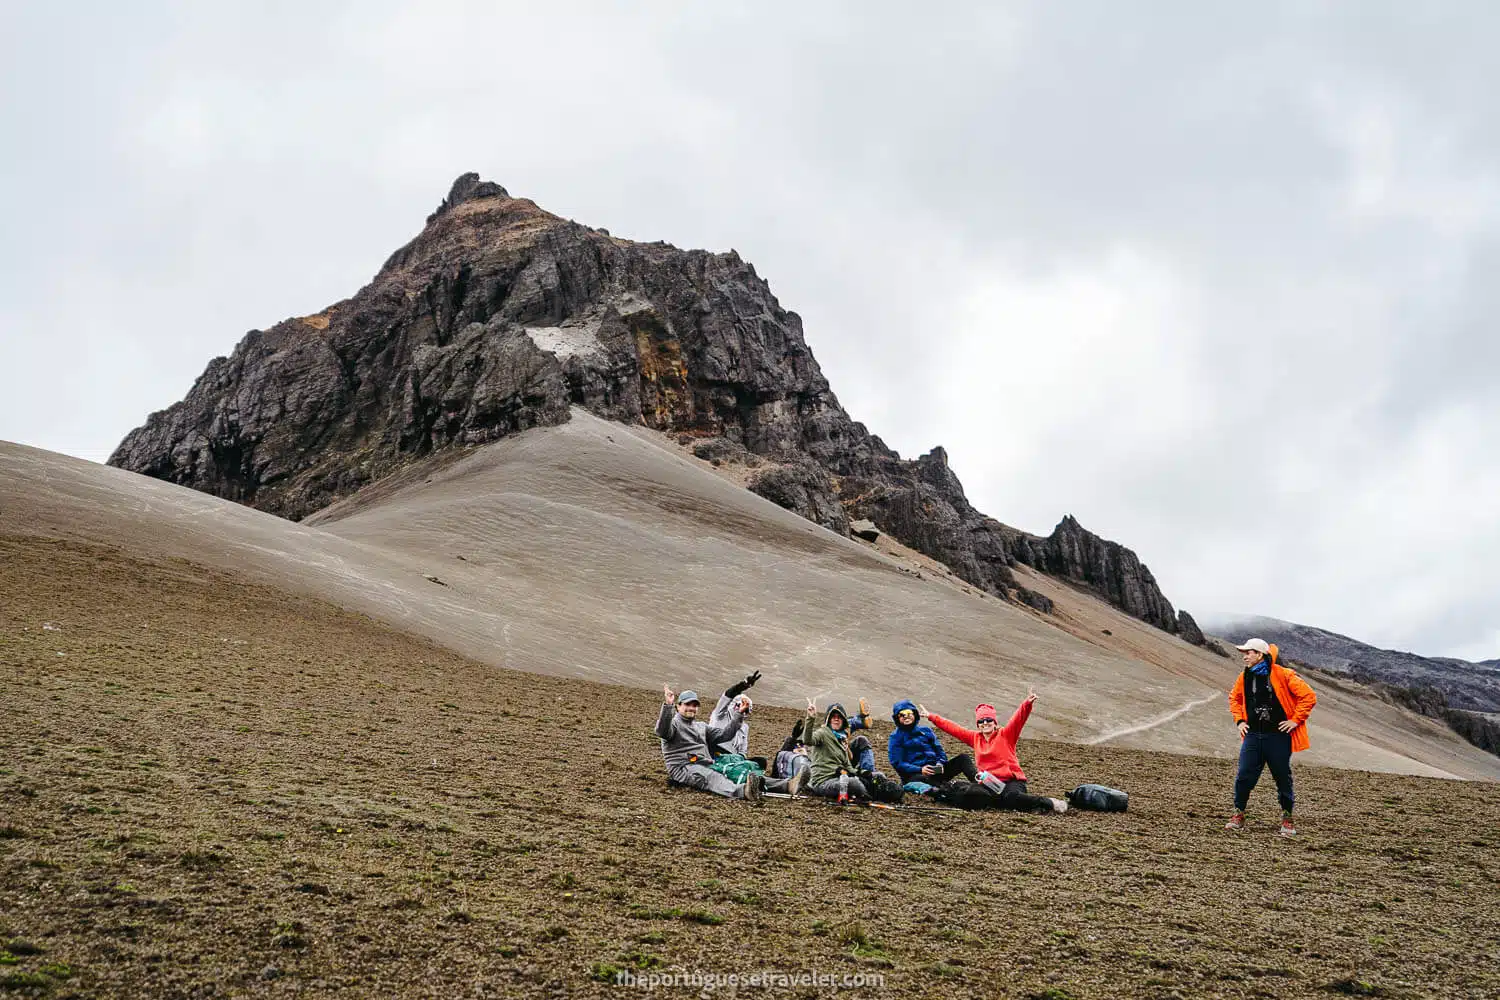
{"left": 3, "top": 535, "right": 1498, "bottom": 999}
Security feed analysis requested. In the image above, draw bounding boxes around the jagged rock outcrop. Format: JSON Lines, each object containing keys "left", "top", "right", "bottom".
{"left": 747, "top": 462, "right": 850, "bottom": 536}
{"left": 1028, "top": 515, "right": 1178, "bottom": 632}
{"left": 111, "top": 172, "right": 1184, "bottom": 633}
{"left": 1175, "top": 609, "right": 1224, "bottom": 654}
{"left": 691, "top": 437, "right": 758, "bottom": 466}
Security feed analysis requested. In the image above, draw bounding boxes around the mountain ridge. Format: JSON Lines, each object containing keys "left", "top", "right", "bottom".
{"left": 109, "top": 172, "right": 1202, "bottom": 640}
{"left": 1210, "top": 613, "right": 1500, "bottom": 713}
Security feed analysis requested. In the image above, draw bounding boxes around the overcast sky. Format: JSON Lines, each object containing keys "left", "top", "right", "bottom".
{"left": 3, "top": 2, "right": 1497, "bottom": 661}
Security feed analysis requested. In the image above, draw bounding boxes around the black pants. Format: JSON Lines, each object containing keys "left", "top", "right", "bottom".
{"left": 919, "top": 753, "right": 979, "bottom": 783}
{"left": 934, "top": 782, "right": 1001, "bottom": 810}
{"left": 991, "top": 779, "right": 1056, "bottom": 814}
{"left": 1234, "top": 731, "right": 1294, "bottom": 813}
{"left": 934, "top": 779, "right": 1052, "bottom": 813}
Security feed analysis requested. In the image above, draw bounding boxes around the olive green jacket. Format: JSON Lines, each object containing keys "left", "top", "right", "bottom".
{"left": 803, "top": 706, "right": 856, "bottom": 786}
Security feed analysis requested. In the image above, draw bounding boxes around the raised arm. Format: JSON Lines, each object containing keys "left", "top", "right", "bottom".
{"left": 708, "top": 692, "right": 734, "bottom": 728}
{"left": 655, "top": 702, "right": 677, "bottom": 740}
{"left": 927, "top": 713, "right": 977, "bottom": 748}
{"left": 999, "top": 695, "right": 1035, "bottom": 743}
{"left": 723, "top": 670, "right": 761, "bottom": 699}
{"left": 705, "top": 702, "right": 745, "bottom": 747}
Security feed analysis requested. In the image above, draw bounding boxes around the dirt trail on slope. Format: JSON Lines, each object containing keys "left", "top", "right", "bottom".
{"left": 1085, "top": 695, "right": 1223, "bottom": 746}
{"left": 4, "top": 535, "right": 1499, "bottom": 999}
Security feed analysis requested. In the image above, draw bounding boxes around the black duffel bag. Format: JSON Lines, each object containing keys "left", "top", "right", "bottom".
{"left": 1067, "top": 783, "right": 1129, "bottom": 812}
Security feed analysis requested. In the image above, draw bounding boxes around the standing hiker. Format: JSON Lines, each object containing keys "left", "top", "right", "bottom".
{"left": 1225, "top": 638, "right": 1317, "bottom": 838}
{"left": 886, "top": 698, "right": 998, "bottom": 809}
{"left": 656, "top": 685, "right": 802, "bottom": 802}
{"left": 923, "top": 693, "right": 1068, "bottom": 814}
{"left": 709, "top": 671, "right": 763, "bottom": 764}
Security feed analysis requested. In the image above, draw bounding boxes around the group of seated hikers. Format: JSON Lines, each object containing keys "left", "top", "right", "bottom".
{"left": 655, "top": 671, "right": 1069, "bottom": 812}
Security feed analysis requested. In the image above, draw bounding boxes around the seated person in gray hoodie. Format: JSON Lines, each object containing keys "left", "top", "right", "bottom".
{"left": 708, "top": 671, "right": 762, "bottom": 765}
{"left": 656, "top": 685, "right": 802, "bottom": 801}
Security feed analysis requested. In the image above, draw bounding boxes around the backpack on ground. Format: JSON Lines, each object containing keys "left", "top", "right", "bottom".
{"left": 1067, "top": 783, "right": 1128, "bottom": 812}
{"left": 710, "top": 753, "right": 763, "bottom": 784}
{"left": 859, "top": 770, "right": 906, "bottom": 805}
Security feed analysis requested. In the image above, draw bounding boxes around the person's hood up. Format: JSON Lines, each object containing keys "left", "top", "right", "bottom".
{"left": 892, "top": 699, "right": 920, "bottom": 729}
{"left": 825, "top": 703, "right": 849, "bottom": 732}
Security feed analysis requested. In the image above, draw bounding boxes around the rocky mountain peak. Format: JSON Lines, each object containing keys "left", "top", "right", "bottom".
{"left": 109, "top": 173, "right": 1204, "bottom": 640}
{"left": 427, "top": 171, "right": 510, "bottom": 223}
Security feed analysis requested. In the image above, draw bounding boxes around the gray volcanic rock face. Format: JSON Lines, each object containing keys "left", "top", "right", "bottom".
{"left": 110, "top": 173, "right": 1187, "bottom": 634}
{"left": 1036, "top": 515, "right": 1179, "bottom": 632}
{"left": 746, "top": 461, "right": 850, "bottom": 536}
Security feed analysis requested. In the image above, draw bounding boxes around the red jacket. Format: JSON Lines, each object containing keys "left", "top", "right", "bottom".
{"left": 929, "top": 699, "right": 1033, "bottom": 781}
{"left": 1228, "top": 643, "right": 1317, "bottom": 752}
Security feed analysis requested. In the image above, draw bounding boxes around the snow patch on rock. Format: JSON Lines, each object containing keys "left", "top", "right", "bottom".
{"left": 524, "top": 319, "right": 604, "bottom": 360}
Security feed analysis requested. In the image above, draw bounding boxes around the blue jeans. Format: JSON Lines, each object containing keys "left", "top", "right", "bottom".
{"left": 1234, "top": 731, "right": 1294, "bottom": 814}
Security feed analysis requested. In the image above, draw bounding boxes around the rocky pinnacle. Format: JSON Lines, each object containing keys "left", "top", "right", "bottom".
{"left": 109, "top": 174, "right": 1200, "bottom": 639}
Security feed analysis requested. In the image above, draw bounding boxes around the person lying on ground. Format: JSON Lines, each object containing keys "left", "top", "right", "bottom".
{"left": 656, "top": 685, "right": 801, "bottom": 801}
{"left": 885, "top": 698, "right": 998, "bottom": 809}
{"left": 1224, "top": 638, "right": 1316, "bottom": 838}
{"left": 772, "top": 717, "right": 810, "bottom": 781}
{"left": 922, "top": 693, "right": 1068, "bottom": 814}
{"left": 802, "top": 701, "right": 903, "bottom": 805}
{"left": 709, "top": 671, "right": 766, "bottom": 767}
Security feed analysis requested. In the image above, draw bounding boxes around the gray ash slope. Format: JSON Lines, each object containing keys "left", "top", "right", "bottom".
{"left": 1212, "top": 615, "right": 1500, "bottom": 712}
{"left": 111, "top": 172, "right": 1199, "bottom": 639}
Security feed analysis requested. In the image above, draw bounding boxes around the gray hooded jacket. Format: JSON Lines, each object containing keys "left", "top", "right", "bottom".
{"left": 656, "top": 702, "right": 744, "bottom": 773}
{"left": 708, "top": 693, "right": 751, "bottom": 757}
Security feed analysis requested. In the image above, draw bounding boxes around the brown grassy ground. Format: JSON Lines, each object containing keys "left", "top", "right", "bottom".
{"left": 2, "top": 534, "right": 1498, "bottom": 999}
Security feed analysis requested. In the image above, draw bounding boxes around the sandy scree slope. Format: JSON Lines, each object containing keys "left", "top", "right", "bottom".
{"left": 3, "top": 412, "right": 1496, "bottom": 780}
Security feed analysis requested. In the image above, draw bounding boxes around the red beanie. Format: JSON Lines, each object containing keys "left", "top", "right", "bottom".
{"left": 975, "top": 703, "right": 997, "bottom": 723}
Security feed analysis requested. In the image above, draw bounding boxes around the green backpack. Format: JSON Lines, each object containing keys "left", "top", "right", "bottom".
{"left": 710, "top": 754, "right": 763, "bottom": 784}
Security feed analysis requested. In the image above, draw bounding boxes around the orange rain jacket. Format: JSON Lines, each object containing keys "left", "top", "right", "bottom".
{"left": 1228, "top": 643, "right": 1318, "bottom": 752}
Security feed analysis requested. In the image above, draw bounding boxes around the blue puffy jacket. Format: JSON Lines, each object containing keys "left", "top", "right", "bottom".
{"left": 886, "top": 698, "right": 948, "bottom": 780}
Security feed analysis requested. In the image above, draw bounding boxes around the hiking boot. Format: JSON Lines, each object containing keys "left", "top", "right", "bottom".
{"left": 743, "top": 772, "right": 765, "bottom": 804}
{"left": 1279, "top": 813, "right": 1297, "bottom": 838}
{"left": 858, "top": 698, "right": 871, "bottom": 725}
{"left": 1050, "top": 797, "right": 1068, "bottom": 814}
{"left": 1224, "top": 812, "right": 1246, "bottom": 832}
{"left": 786, "top": 768, "right": 806, "bottom": 798}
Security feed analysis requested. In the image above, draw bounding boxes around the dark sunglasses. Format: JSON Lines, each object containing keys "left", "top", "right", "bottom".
{"left": 976, "top": 718, "right": 998, "bottom": 726}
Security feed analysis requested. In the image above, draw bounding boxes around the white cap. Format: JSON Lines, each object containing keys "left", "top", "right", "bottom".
{"left": 1235, "top": 638, "right": 1271, "bottom": 654}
